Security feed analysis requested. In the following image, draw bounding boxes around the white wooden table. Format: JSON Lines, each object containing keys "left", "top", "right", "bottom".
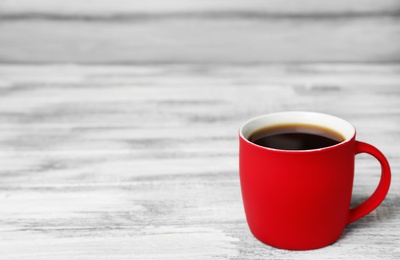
{"left": 0, "top": 64, "right": 399, "bottom": 259}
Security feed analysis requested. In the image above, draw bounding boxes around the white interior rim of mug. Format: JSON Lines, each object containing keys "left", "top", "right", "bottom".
{"left": 240, "top": 111, "right": 355, "bottom": 151}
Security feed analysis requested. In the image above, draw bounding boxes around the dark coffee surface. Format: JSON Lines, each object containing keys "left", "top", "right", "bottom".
{"left": 249, "top": 124, "right": 344, "bottom": 150}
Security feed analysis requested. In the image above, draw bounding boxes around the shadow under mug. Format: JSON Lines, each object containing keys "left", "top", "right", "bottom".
{"left": 239, "top": 111, "right": 391, "bottom": 250}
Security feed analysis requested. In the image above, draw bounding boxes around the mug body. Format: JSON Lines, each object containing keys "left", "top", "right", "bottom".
{"left": 239, "top": 112, "right": 356, "bottom": 250}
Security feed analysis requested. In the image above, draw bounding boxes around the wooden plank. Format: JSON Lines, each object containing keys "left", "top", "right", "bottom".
{"left": 0, "top": 64, "right": 399, "bottom": 259}
{"left": 1, "top": 0, "right": 399, "bottom": 15}
{"left": 0, "top": 0, "right": 399, "bottom": 64}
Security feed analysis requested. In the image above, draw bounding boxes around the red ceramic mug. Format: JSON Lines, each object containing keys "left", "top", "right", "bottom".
{"left": 239, "top": 111, "right": 391, "bottom": 250}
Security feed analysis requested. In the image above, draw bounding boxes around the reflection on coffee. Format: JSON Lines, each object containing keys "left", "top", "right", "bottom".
{"left": 248, "top": 124, "right": 345, "bottom": 150}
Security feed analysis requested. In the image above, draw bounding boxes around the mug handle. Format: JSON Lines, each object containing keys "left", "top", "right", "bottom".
{"left": 347, "top": 141, "right": 391, "bottom": 225}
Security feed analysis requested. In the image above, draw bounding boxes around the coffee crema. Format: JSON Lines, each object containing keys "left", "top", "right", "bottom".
{"left": 248, "top": 124, "right": 345, "bottom": 150}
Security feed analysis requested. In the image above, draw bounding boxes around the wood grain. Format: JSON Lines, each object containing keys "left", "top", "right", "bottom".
{"left": 0, "top": 0, "right": 399, "bottom": 64}
{"left": 1, "top": 0, "right": 399, "bottom": 14}
{"left": 0, "top": 64, "right": 399, "bottom": 259}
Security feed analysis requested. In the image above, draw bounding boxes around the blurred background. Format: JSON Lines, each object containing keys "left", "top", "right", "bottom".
{"left": 1, "top": 0, "right": 399, "bottom": 64}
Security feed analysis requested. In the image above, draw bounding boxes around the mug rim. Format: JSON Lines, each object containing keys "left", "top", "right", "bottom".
{"left": 239, "top": 111, "right": 356, "bottom": 153}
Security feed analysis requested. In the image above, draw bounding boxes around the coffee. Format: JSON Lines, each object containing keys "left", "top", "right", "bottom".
{"left": 248, "top": 124, "right": 345, "bottom": 150}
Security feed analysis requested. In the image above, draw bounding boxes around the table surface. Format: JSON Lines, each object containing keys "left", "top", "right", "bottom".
{"left": 0, "top": 63, "right": 399, "bottom": 259}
